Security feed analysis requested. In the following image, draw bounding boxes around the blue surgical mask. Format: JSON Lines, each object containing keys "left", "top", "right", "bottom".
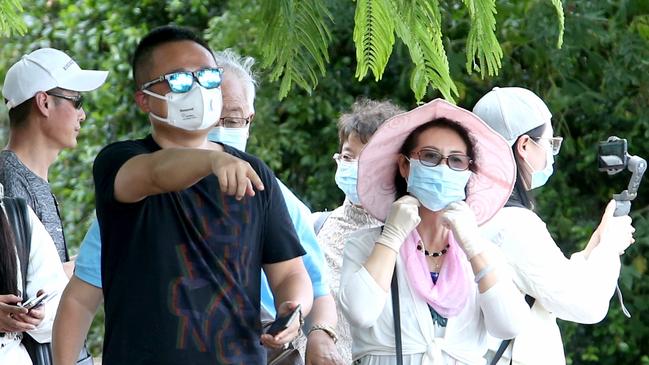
{"left": 527, "top": 144, "right": 554, "bottom": 189}
{"left": 207, "top": 126, "right": 249, "bottom": 151}
{"left": 407, "top": 159, "right": 472, "bottom": 211}
{"left": 335, "top": 160, "right": 361, "bottom": 205}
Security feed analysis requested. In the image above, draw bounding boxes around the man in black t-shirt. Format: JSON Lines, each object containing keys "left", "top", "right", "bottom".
{"left": 91, "top": 26, "right": 313, "bottom": 365}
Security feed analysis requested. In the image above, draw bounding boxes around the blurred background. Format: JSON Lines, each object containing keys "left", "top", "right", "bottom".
{"left": 1, "top": 0, "right": 648, "bottom": 363}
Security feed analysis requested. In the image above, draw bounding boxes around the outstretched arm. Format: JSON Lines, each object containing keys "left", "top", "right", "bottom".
{"left": 113, "top": 147, "right": 264, "bottom": 203}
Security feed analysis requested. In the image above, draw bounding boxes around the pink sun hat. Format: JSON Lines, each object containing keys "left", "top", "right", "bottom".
{"left": 357, "top": 98, "right": 516, "bottom": 225}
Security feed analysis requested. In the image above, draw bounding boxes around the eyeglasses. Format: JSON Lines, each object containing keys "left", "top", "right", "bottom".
{"left": 409, "top": 149, "right": 472, "bottom": 171}
{"left": 534, "top": 136, "right": 563, "bottom": 155}
{"left": 140, "top": 67, "right": 224, "bottom": 93}
{"left": 46, "top": 92, "right": 84, "bottom": 110}
{"left": 216, "top": 116, "right": 252, "bottom": 128}
{"left": 333, "top": 153, "right": 357, "bottom": 163}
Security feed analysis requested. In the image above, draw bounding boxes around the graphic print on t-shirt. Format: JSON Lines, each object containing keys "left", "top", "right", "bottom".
{"left": 168, "top": 187, "right": 258, "bottom": 360}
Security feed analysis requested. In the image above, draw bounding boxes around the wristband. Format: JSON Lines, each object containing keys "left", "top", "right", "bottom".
{"left": 308, "top": 323, "right": 338, "bottom": 343}
{"left": 474, "top": 264, "right": 495, "bottom": 283}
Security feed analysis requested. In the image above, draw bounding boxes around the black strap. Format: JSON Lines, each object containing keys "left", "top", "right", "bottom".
{"left": 391, "top": 265, "right": 403, "bottom": 365}
{"left": 51, "top": 193, "right": 70, "bottom": 261}
{"left": 3, "top": 197, "right": 32, "bottom": 299}
{"left": 490, "top": 295, "right": 536, "bottom": 365}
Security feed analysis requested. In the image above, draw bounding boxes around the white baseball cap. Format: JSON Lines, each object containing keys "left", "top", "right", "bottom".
{"left": 472, "top": 87, "right": 552, "bottom": 146}
{"left": 2, "top": 48, "right": 108, "bottom": 109}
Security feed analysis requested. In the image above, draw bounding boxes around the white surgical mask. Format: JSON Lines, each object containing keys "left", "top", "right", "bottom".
{"left": 142, "top": 84, "right": 222, "bottom": 131}
{"left": 207, "top": 126, "right": 250, "bottom": 151}
{"left": 407, "top": 160, "right": 472, "bottom": 211}
{"left": 334, "top": 160, "right": 360, "bottom": 205}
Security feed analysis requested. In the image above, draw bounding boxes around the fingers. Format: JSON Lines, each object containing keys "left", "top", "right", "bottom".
{"left": 260, "top": 333, "right": 285, "bottom": 349}
{"left": 601, "top": 199, "right": 617, "bottom": 222}
{"left": 14, "top": 311, "right": 41, "bottom": 326}
{"left": 0, "top": 294, "right": 24, "bottom": 306}
{"left": 0, "top": 302, "right": 28, "bottom": 316}
{"left": 247, "top": 168, "right": 264, "bottom": 192}
{"left": 212, "top": 153, "right": 264, "bottom": 199}
{"left": 0, "top": 314, "right": 36, "bottom": 332}
{"left": 395, "top": 195, "right": 421, "bottom": 206}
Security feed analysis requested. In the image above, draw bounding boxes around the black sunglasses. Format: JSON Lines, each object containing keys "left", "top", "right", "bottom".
{"left": 47, "top": 92, "right": 84, "bottom": 110}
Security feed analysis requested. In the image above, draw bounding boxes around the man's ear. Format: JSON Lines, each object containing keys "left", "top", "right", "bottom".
{"left": 134, "top": 90, "right": 149, "bottom": 113}
{"left": 33, "top": 92, "right": 50, "bottom": 117}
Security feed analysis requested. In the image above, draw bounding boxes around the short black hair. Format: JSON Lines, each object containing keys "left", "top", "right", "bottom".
{"left": 131, "top": 25, "right": 214, "bottom": 89}
{"left": 5, "top": 97, "right": 33, "bottom": 128}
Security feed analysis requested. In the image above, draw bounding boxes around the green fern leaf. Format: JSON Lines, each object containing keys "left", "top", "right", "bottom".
{"left": 0, "top": 0, "right": 27, "bottom": 36}
{"left": 353, "top": 0, "right": 396, "bottom": 81}
{"left": 260, "top": 0, "right": 333, "bottom": 99}
{"left": 550, "top": 0, "right": 565, "bottom": 48}
{"left": 463, "top": 0, "right": 503, "bottom": 78}
{"left": 394, "top": 0, "right": 458, "bottom": 102}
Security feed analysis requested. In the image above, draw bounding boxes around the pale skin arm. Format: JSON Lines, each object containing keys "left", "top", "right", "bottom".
{"left": 261, "top": 257, "right": 313, "bottom": 349}
{"left": 468, "top": 250, "right": 498, "bottom": 293}
{"left": 114, "top": 147, "right": 264, "bottom": 203}
{"left": 305, "top": 294, "right": 343, "bottom": 365}
{"left": 52, "top": 276, "right": 103, "bottom": 365}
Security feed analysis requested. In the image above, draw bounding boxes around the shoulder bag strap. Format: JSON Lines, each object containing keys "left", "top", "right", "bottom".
{"left": 490, "top": 295, "right": 536, "bottom": 365}
{"left": 391, "top": 265, "right": 403, "bottom": 365}
{"left": 313, "top": 211, "right": 332, "bottom": 235}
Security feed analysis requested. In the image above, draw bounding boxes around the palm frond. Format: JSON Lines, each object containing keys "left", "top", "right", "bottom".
{"left": 549, "top": 0, "right": 565, "bottom": 48}
{"left": 353, "top": 0, "right": 396, "bottom": 81}
{"left": 259, "top": 0, "right": 333, "bottom": 99}
{"left": 0, "top": 0, "right": 26, "bottom": 37}
{"left": 463, "top": 0, "right": 503, "bottom": 78}
{"left": 394, "top": 0, "right": 458, "bottom": 102}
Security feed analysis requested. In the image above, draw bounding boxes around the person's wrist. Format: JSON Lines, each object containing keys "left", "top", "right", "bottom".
{"left": 308, "top": 323, "right": 338, "bottom": 343}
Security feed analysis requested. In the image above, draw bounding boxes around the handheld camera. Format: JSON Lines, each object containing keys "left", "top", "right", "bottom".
{"left": 597, "top": 136, "right": 647, "bottom": 216}
{"left": 597, "top": 136, "right": 646, "bottom": 318}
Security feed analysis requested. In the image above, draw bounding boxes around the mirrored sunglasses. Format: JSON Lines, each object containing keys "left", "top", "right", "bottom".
{"left": 140, "top": 67, "right": 224, "bottom": 93}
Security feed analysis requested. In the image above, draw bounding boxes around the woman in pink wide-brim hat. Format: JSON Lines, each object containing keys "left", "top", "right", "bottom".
{"left": 338, "top": 99, "right": 531, "bottom": 365}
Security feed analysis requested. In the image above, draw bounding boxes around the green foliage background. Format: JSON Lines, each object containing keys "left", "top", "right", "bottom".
{"left": 1, "top": 0, "right": 648, "bottom": 363}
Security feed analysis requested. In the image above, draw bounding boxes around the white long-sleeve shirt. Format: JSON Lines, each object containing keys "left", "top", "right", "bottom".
{"left": 339, "top": 227, "right": 531, "bottom": 365}
{"left": 0, "top": 207, "right": 68, "bottom": 365}
{"left": 480, "top": 207, "right": 622, "bottom": 365}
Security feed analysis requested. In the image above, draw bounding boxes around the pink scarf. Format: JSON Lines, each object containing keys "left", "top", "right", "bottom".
{"left": 400, "top": 229, "right": 471, "bottom": 317}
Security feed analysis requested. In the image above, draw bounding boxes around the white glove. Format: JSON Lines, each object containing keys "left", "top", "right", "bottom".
{"left": 441, "top": 201, "right": 485, "bottom": 260}
{"left": 376, "top": 195, "right": 421, "bottom": 253}
{"left": 597, "top": 200, "right": 635, "bottom": 254}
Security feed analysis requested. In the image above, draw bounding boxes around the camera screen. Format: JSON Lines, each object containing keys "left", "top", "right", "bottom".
{"left": 598, "top": 139, "right": 627, "bottom": 170}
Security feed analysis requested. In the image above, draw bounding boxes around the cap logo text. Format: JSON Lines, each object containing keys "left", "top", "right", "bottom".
{"left": 63, "top": 59, "right": 75, "bottom": 70}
